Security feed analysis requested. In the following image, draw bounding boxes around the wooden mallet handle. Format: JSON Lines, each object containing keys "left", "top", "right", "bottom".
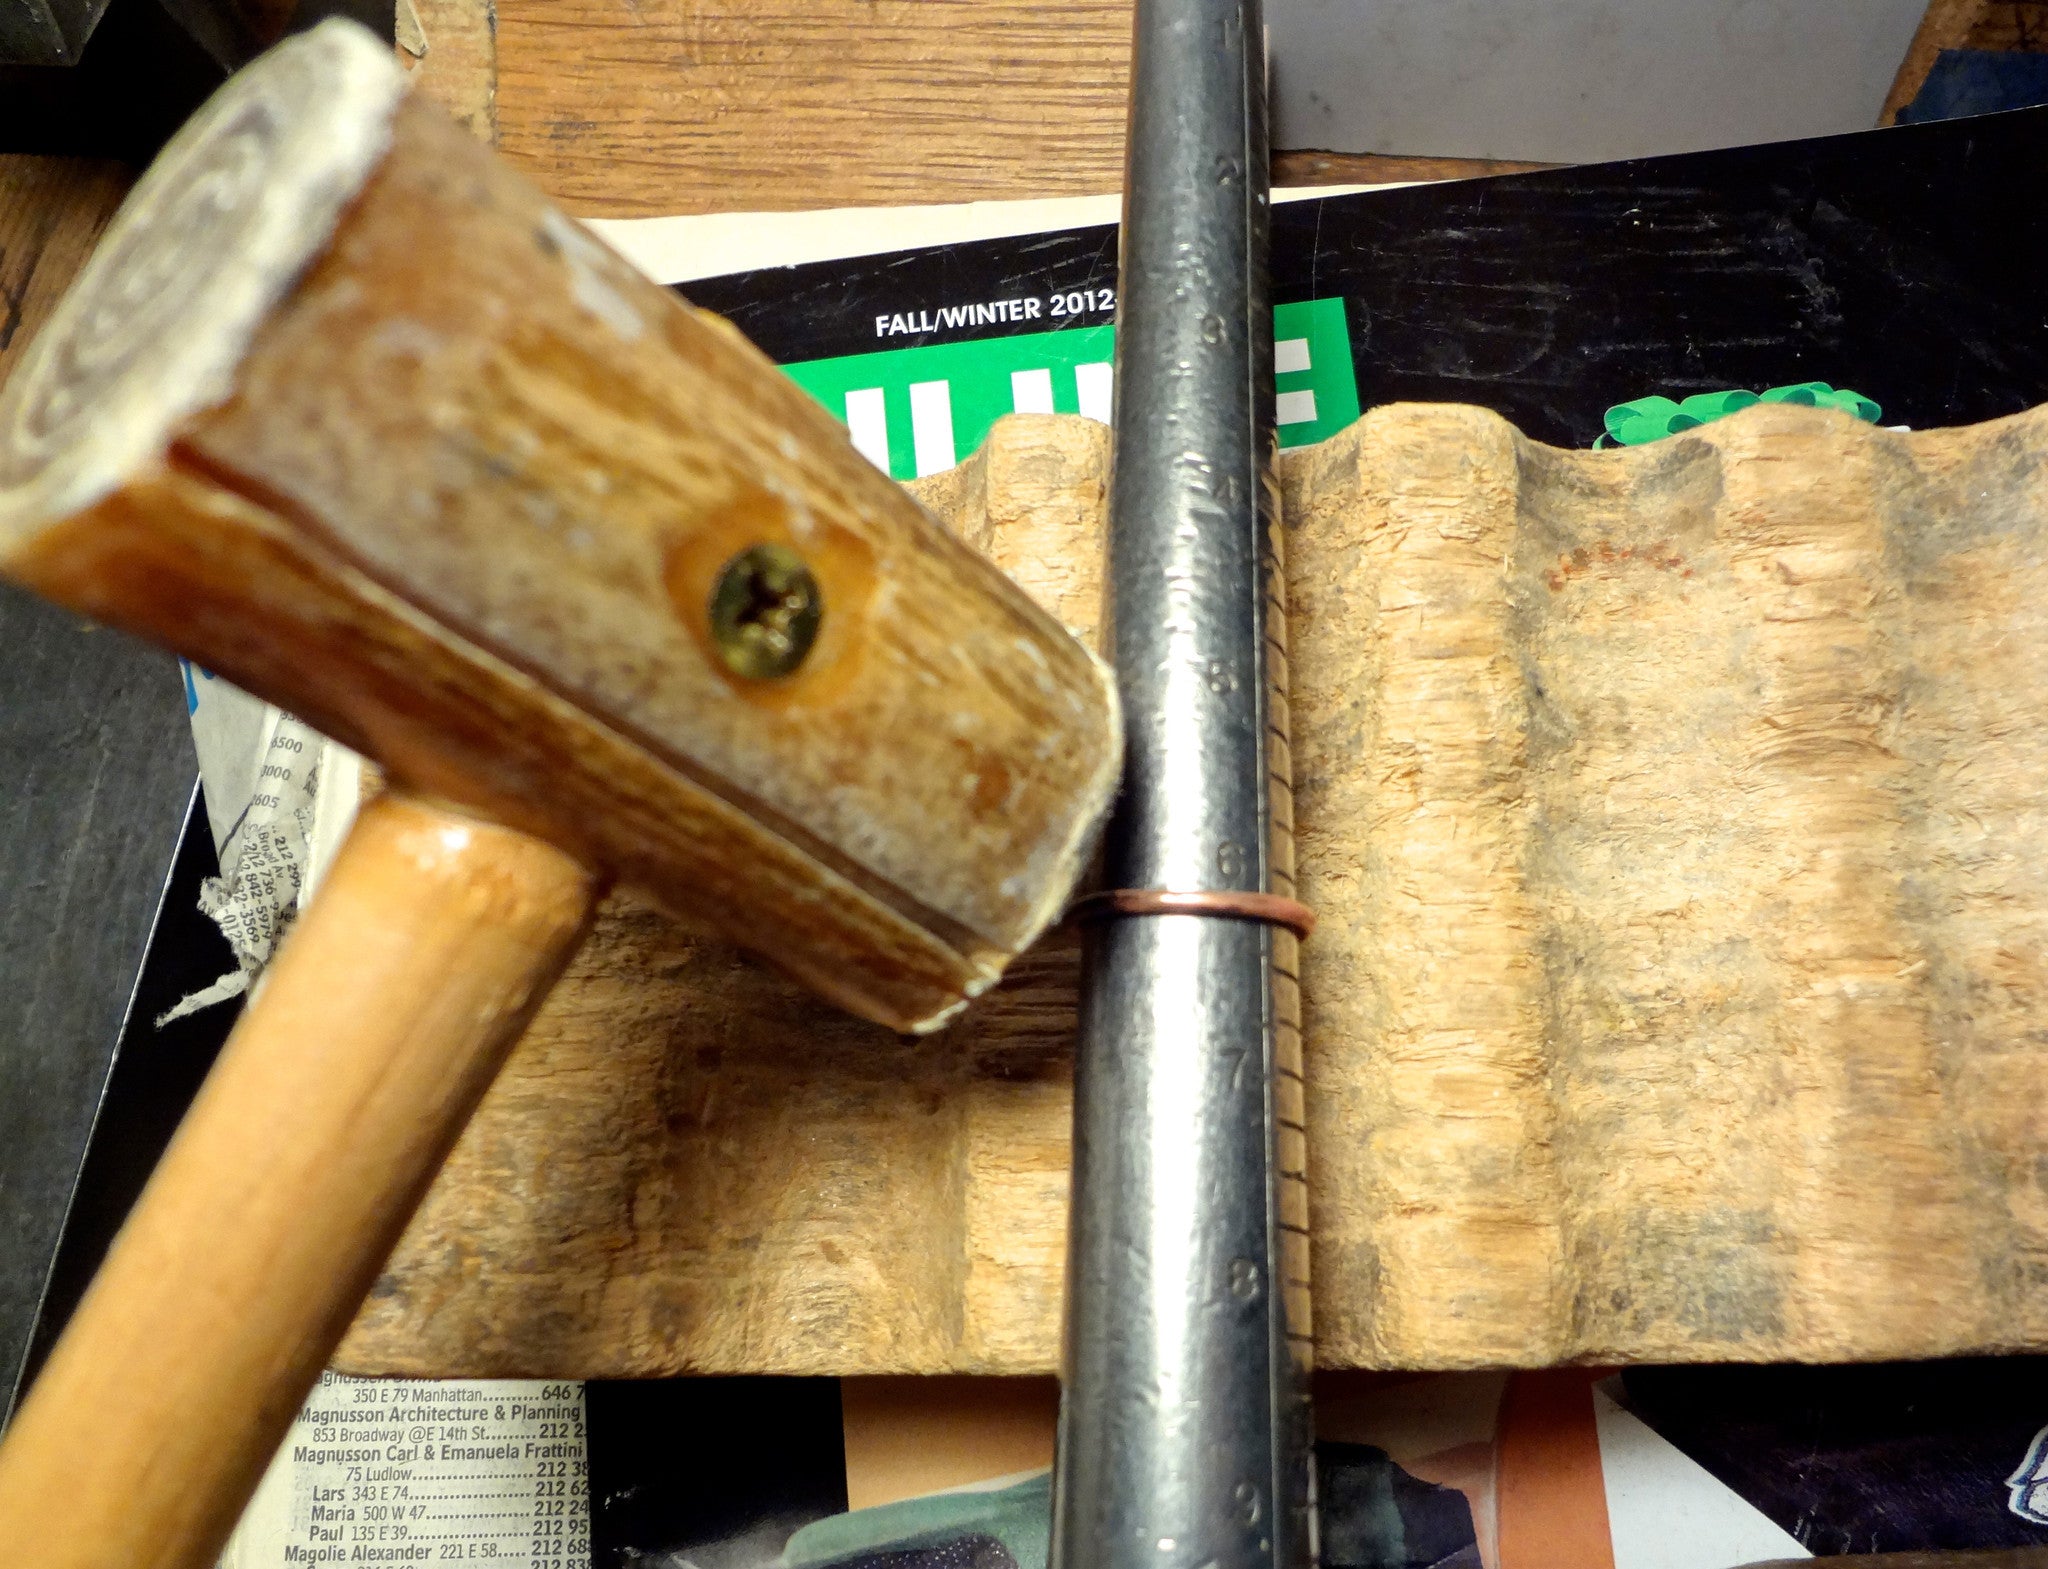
{"left": 0, "top": 793, "right": 596, "bottom": 1569}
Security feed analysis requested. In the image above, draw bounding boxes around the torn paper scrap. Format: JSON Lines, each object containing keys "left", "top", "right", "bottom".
{"left": 164, "top": 666, "right": 364, "bottom": 1026}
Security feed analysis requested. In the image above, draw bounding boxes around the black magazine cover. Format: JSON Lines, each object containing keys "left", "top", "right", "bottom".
{"left": 682, "top": 103, "right": 2048, "bottom": 475}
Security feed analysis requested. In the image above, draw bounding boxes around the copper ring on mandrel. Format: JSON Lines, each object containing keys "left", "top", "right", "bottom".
{"left": 1066, "top": 888, "right": 1317, "bottom": 941}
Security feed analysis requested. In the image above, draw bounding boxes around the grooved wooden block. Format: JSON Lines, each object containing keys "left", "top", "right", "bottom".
{"left": 340, "top": 401, "right": 2048, "bottom": 1376}
{"left": 1290, "top": 402, "right": 2048, "bottom": 1366}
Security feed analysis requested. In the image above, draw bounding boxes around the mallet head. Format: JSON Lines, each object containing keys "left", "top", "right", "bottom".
{"left": 0, "top": 20, "right": 1120, "bottom": 1030}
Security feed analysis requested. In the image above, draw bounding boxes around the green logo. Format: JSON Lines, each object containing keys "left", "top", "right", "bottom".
{"left": 783, "top": 298, "right": 1360, "bottom": 481}
{"left": 1598, "top": 382, "right": 1882, "bottom": 447}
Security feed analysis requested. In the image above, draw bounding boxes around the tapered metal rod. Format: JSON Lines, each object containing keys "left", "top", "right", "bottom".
{"left": 1050, "top": 1, "right": 1314, "bottom": 1568}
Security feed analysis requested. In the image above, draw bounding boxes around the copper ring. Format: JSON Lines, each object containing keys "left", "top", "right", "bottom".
{"left": 1067, "top": 888, "right": 1317, "bottom": 941}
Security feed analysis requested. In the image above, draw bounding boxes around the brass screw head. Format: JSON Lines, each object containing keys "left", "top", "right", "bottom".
{"left": 708, "top": 543, "right": 824, "bottom": 680}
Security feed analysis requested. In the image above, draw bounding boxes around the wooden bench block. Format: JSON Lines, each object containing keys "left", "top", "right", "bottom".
{"left": 338, "top": 401, "right": 2048, "bottom": 1376}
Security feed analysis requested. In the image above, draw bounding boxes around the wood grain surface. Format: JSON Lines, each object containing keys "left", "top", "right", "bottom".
{"left": 343, "top": 400, "right": 2048, "bottom": 1375}
{"left": 496, "top": 0, "right": 1134, "bottom": 216}
{"left": 489, "top": 0, "right": 1533, "bottom": 216}
{"left": 0, "top": 6, "right": 490, "bottom": 399}
{"left": 0, "top": 156, "right": 129, "bottom": 388}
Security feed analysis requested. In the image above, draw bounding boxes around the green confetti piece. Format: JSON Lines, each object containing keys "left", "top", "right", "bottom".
{"left": 1599, "top": 382, "right": 1882, "bottom": 446}
{"left": 1677, "top": 389, "right": 1760, "bottom": 422}
{"left": 1602, "top": 395, "right": 1681, "bottom": 448}
{"left": 1760, "top": 382, "right": 1824, "bottom": 406}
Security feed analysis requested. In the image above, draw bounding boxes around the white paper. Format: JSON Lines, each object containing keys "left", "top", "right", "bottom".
{"left": 586, "top": 183, "right": 1381, "bottom": 288}
{"left": 169, "top": 667, "right": 364, "bottom": 1023}
{"left": 221, "top": 1373, "right": 590, "bottom": 1569}
{"left": 1266, "top": 0, "right": 1926, "bottom": 164}
{"left": 1593, "top": 1379, "right": 1810, "bottom": 1568}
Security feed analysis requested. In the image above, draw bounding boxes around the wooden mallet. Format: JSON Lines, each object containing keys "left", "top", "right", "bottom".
{"left": 0, "top": 20, "right": 1119, "bottom": 1569}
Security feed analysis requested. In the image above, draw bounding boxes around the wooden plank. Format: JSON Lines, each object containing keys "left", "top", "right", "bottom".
{"left": 494, "top": 0, "right": 1134, "bottom": 215}
{"left": 341, "top": 400, "right": 2048, "bottom": 1377}
{"left": 487, "top": 0, "right": 1529, "bottom": 216}
{"left": 1956, "top": 0, "right": 2048, "bottom": 49}
{"left": 1494, "top": 1373, "right": 1615, "bottom": 1569}
{"left": 1271, "top": 151, "right": 1548, "bottom": 187}
{"left": 0, "top": 156, "right": 130, "bottom": 387}
{"left": 1884, "top": 0, "right": 1989, "bottom": 122}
